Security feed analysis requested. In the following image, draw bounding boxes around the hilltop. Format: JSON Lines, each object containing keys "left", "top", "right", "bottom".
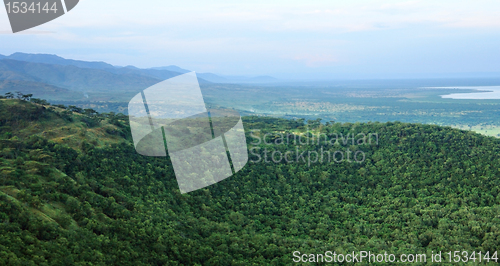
{"left": 0, "top": 98, "right": 130, "bottom": 149}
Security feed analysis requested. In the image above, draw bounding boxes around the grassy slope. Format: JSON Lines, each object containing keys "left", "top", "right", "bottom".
{"left": 0, "top": 99, "right": 127, "bottom": 148}
{"left": 0, "top": 99, "right": 129, "bottom": 233}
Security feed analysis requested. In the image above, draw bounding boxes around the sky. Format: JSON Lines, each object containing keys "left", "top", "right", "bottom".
{"left": 1, "top": 0, "right": 500, "bottom": 79}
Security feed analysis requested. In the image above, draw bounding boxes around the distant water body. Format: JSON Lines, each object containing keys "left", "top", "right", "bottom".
{"left": 425, "top": 86, "right": 500, "bottom": 99}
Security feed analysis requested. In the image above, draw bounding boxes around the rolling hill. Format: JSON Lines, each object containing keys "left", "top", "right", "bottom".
{"left": 1, "top": 98, "right": 499, "bottom": 264}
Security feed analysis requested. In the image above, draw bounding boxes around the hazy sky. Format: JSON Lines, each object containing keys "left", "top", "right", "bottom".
{"left": 1, "top": 0, "right": 500, "bottom": 79}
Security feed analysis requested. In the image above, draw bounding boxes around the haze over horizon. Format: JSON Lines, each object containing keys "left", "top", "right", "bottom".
{"left": 1, "top": 0, "right": 500, "bottom": 80}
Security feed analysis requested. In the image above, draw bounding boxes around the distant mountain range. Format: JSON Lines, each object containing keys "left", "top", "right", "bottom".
{"left": 0, "top": 52, "right": 278, "bottom": 102}
{"left": 0, "top": 79, "right": 83, "bottom": 101}
{"left": 149, "top": 65, "right": 191, "bottom": 73}
{"left": 0, "top": 52, "right": 278, "bottom": 84}
{"left": 0, "top": 59, "right": 167, "bottom": 91}
{"left": 5, "top": 52, "right": 116, "bottom": 71}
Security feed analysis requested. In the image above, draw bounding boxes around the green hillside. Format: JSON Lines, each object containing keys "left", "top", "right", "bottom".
{"left": 0, "top": 98, "right": 129, "bottom": 148}
{"left": 1, "top": 98, "right": 500, "bottom": 265}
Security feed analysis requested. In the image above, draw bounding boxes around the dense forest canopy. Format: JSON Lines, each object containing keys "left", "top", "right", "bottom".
{"left": 1, "top": 96, "right": 500, "bottom": 265}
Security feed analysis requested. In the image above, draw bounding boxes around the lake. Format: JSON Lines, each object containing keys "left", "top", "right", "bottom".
{"left": 427, "top": 86, "right": 500, "bottom": 99}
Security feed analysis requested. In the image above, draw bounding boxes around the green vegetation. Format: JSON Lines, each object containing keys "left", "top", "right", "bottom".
{"left": 45, "top": 84, "right": 500, "bottom": 138}
{"left": 0, "top": 96, "right": 129, "bottom": 148}
{"left": 1, "top": 98, "right": 500, "bottom": 265}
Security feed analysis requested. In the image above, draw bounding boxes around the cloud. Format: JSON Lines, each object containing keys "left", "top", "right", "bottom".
{"left": 441, "top": 15, "right": 500, "bottom": 29}
{"left": 19, "top": 0, "right": 500, "bottom": 36}
{"left": 293, "top": 54, "right": 339, "bottom": 67}
{"left": 370, "top": 1, "right": 423, "bottom": 14}
{"left": 1, "top": 0, "right": 499, "bottom": 76}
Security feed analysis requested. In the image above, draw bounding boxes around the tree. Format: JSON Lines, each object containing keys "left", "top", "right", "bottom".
{"left": 30, "top": 98, "right": 50, "bottom": 105}
{"left": 15, "top": 91, "right": 23, "bottom": 99}
{"left": 83, "top": 108, "right": 98, "bottom": 116}
{"left": 69, "top": 105, "right": 83, "bottom": 113}
{"left": 22, "top": 94, "right": 33, "bottom": 101}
